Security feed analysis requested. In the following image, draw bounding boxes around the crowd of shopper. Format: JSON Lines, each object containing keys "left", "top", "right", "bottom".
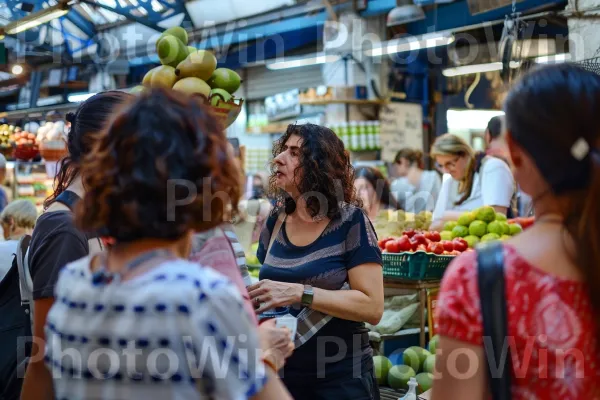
{"left": 0, "top": 63, "right": 597, "bottom": 400}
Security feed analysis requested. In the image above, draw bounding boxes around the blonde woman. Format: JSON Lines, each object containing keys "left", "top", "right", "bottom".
{"left": 0, "top": 200, "right": 37, "bottom": 281}
{"left": 430, "top": 134, "right": 515, "bottom": 230}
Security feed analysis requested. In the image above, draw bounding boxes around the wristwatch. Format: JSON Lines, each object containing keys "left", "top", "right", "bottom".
{"left": 301, "top": 285, "right": 314, "bottom": 307}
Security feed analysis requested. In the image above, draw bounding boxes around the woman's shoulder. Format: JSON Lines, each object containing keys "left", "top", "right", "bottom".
{"left": 481, "top": 155, "right": 511, "bottom": 173}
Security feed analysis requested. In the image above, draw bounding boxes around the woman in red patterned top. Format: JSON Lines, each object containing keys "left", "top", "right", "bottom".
{"left": 432, "top": 64, "right": 600, "bottom": 399}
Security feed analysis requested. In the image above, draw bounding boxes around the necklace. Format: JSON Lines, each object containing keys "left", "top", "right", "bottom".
{"left": 92, "top": 249, "right": 174, "bottom": 286}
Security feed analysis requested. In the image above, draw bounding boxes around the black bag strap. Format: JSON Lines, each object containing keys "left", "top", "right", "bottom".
{"left": 54, "top": 190, "right": 81, "bottom": 211}
{"left": 477, "top": 241, "right": 512, "bottom": 400}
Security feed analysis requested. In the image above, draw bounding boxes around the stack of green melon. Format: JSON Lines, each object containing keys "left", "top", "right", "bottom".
{"left": 439, "top": 206, "right": 523, "bottom": 248}
{"left": 133, "top": 27, "right": 243, "bottom": 126}
{"left": 373, "top": 335, "right": 439, "bottom": 394}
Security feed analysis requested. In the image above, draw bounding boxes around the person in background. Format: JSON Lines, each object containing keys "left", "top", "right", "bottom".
{"left": 431, "top": 64, "right": 600, "bottom": 399}
{"left": 251, "top": 124, "right": 384, "bottom": 399}
{"left": 21, "top": 91, "right": 133, "bottom": 399}
{"left": 38, "top": 89, "right": 293, "bottom": 399}
{"left": 484, "top": 115, "right": 510, "bottom": 161}
{"left": 0, "top": 200, "right": 37, "bottom": 282}
{"left": 354, "top": 166, "right": 400, "bottom": 221}
{"left": 0, "top": 154, "right": 10, "bottom": 213}
{"left": 390, "top": 148, "right": 442, "bottom": 213}
{"left": 430, "top": 133, "right": 515, "bottom": 230}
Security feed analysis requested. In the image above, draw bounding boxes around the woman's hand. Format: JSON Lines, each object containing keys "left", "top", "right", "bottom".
{"left": 248, "top": 279, "right": 303, "bottom": 314}
{"left": 257, "top": 319, "right": 295, "bottom": 370}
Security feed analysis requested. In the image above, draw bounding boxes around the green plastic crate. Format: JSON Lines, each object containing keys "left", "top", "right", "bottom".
{"left": 382, "top": 251, "right": 454, "bottom": 281}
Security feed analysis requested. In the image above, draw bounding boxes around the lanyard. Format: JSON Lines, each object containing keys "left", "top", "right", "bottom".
{"left": 91, "top": 249, "right": 174, "bottom": 286}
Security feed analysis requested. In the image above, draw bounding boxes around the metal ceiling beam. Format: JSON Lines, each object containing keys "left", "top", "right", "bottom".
{"left": 79, "top": 0, "right": 165, "bottom": 32}
{"left": 65, "top": 8, "right": 96, "bottom": 38}
{"left": 405, "top": 0, "right": 568, "bottom": 35}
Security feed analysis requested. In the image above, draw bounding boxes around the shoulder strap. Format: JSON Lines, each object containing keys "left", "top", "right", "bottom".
{"left": 266, "top": 214, "right": 285, "bottom": 255}
{"left": 16, "top": 235, "right": 33, "bottom": 322}
{"left": 54, "top": 190, "right": 81, "bottom": 211}
{"left": 477, "top": 241, "right": 512, "bottom": 400}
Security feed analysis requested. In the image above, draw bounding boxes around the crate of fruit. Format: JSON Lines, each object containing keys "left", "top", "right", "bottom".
{"left": 382, "top": 251, "right": 455, "bottom": 281}
{"left": 379, "top": 232, "right": 469, "bottom": 281}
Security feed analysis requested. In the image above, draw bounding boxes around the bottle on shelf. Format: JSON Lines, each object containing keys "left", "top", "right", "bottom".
{"left": 374, "top": 121, "right": 381, "bottom": 150}
{"left": 340, "top": 122, "right": 350, "bottom": 150}
{"left": 349, "top": 121, "right": 359, "bottom": 152}
{"left": 359, "top": 121, "right": 368, "bottom": 151}
{"left": 366, "top": 121, "right": 376, "bottom": 151}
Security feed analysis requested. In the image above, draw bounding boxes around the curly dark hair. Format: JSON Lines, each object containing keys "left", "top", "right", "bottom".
{"left": 76, "top": 89, "right": 242, "bottom": 242}
{"left": 268, "top": 123, "right": 360, "bottom": 219}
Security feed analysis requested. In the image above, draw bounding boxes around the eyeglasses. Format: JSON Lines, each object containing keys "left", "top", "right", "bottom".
{"left": 435, "top": 156, "right": 461, "bottom": 171}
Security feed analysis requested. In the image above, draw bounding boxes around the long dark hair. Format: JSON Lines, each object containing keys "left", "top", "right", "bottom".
{"left": 504, "top": 63, "right": 600, "bottom": 340}
{"left": 269, "top": 123, "right": 360, "bottom": 219}
{"left": 44, "top": 91, "right": 132, "bottom": 209}
{"left": 355, "top": 166, "right": 400, "bottom": 210}
{"left": 394, "top": 148, "right": 424, "bottom": 170}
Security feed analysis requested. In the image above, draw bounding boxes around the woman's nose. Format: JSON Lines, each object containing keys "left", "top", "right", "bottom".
{"left": 274, "top": 153, "right": 285, "bottom": 165}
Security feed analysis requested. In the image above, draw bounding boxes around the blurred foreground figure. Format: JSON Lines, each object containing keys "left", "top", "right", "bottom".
{"left": 432, "top": 64, "right": 600, "bottom": 399}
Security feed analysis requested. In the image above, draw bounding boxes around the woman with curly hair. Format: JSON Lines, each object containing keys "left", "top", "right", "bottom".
{"left": 249, "top": 124, "right": 384, "bottom": 399}
{"left": 39, "top": 90, "right": 293, "bottom": 400}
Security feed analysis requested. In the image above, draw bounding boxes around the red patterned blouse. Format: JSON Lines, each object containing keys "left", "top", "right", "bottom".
{"left": 436, "top": 244, "right": 600, "bottom": 399}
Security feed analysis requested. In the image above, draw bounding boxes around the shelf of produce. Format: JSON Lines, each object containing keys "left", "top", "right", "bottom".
{"left": 299, "top": 99, "right": 387, "bottom": 106}
{"left": 384, "top": 279, "right": 441, "bottom": 348}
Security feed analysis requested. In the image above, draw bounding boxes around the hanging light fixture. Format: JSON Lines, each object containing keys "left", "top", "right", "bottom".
{"left": 4, "top": 1, "right": 70, "bottom": 35}
{"left": 387, "top": 0, "right": 425, "bottom": 28}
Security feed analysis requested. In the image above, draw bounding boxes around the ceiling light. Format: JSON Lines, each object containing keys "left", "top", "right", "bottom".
{"left": 367, "top": 32, "right": 454, "bottom": 57}
{"left": 386, "top": 4, "right": 425, "bottom": 28}
{"left": 68, "top": 92, "right": 97, "bottom": 103}
{"left": 11, "top": 65, "right": 23, "bottom": 75}
{"left": 5, "top": 2, "right": 70, "bottom": 35}
{"left": 442, "top": 61, "right": 521, "bottom": 77}
{"left": 534, "top": 53, "right": 571, "bottom": 64}
{"left": 266, "top": 53, "right": 341, "bottom": 70}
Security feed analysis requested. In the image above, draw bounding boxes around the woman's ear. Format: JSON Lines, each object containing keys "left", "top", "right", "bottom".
{"left": 505, "top": 130, "right": 521, "bottom": 167}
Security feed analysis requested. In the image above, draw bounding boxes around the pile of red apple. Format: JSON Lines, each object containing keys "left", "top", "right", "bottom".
{"left": 378, "top": 230, "right": 472, "bottom": 256}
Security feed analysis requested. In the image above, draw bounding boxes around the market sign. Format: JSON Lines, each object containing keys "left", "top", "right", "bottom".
{"left": 379, "top": 102, "right": 423, "bottom": 162}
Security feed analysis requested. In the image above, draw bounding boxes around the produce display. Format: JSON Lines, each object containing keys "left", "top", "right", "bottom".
{"left": 135, "top": 26, "right": 243, "bottom": 128}
{"left": 378, "top": 229, "right": 470, "bottom": 256}
{"left": 372, "top": 210, "right": 433, "bottom": 239}
{"left": 440, "top": 206, "right": 525, "bottom": 248}
{"left": 374, "top": 335, "right": 439, "bottom": 394}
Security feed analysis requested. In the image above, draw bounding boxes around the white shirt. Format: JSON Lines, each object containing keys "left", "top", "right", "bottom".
{"left": 45, "top": 256, "right": 266, "bottom": 400}
{"left": 433, "top": 157, "right": 515, "bottom": 221}
{"left": 391, "top": 170, "right": 442, "bottom": 213}
{"left": 0, "top": 240, "right": 18, "bottom": 282}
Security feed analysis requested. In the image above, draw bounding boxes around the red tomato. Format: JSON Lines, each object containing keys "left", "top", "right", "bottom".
{"left": 416, "top": 244, "right": 428, "bottom": 252}
{"left": 429, "top": 231, "right": 441, "bottom": 242}
{"left": 430, "top": 242, "right": 444, "bottom": 255}
{"left": 409, "top": 239, "right": 419, "bottom": 251}
{"left": 397, "top": 236, "right": 412, "bottom": 252}
{"left": 452, "top": 238, "right": 468, "bottom": 252}
{"left": 441, "top": 240, "right": 454, "bottom": 252}
{"left": 403, "top": 229, "right": 416, "bottom": 239}
{"left": 413, "top": 233, "right": 427, "bottom": 245}
{"left": 378, "top": 238, "right": 393, "bottom": 250}
{"left": 385, "top": 240, "right": 401, "bottom": 253}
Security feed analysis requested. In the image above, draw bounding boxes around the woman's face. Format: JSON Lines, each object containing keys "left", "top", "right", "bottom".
{"left": 435, "top": 154, "right": 469, "bottom": 180}
{"left": 394, "top": 158, "right": 411, "bottom": 177}
{"left": 1, "top": 219, "right": 11, "bottom": 240}
{"left": 354, "top": 177, "right": 376, "bottom": 209}
{"left": 273, "top": 134, "right": 302, "bottom": 195}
